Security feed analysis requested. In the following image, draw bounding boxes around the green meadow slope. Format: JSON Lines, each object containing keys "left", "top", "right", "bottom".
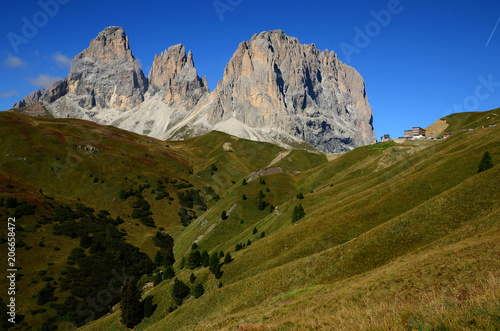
{"left": 0, "top": 109, "right": 499, "bottom": 330}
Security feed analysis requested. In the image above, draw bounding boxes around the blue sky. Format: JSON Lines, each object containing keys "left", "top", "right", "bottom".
{"left": 1, "top": 0, "right": 499, "bottom": 139}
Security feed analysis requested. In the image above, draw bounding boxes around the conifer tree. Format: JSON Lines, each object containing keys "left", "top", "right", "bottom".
{"left": 193, "top": 283, "right": 205, "bottom": 298}
{"left": 221, "top": 210, "right": 228, "bottom": 220}
{"left": 242, "top": 178, "right": 247, "bottom": 185}
{"left": 171, "top": 278, "right": 190, "bottom": 305}
{"left": 179, "top": 256, "right": 185, "bottom": 269}
{"left": 164, "top": 265, "right": 175, "bottom": 280}
{"left": 201, "top": 250, "right": 210, "bottom": 267}
{"left": 478, "top": 151, "right": 493, "bottom": 173}
{"left": 153, "top": 273, "right": 162, "bottom": 286}
{"left": 121, "top": 278, "right": 144, "bottom": 328}
{"left": 224, "top": 252, "right": 232, "bottom": 264}
{"left": 187, "top": 250, "right": 202, "bottom": 269}
{"left": 214, "top": 264, "right": 223, "bottom": 279}
{"left": 190, "top": 272, "right": 196, "bottom": 283}
{"left": 291, "top": 204, "right": 305, "bottom": 222}
{"left": 209, "top": 252, "right": 220, "bottom": 273}
{"left": 242, "top": 194, "right": 247, "bottom": 200}
{"left": 143, "top": 295, "right": 157, "bottom": 318}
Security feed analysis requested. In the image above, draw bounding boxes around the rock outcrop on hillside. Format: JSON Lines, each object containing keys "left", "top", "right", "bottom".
{"left": 13, "top": 27, "right": 375, "bottom": 153}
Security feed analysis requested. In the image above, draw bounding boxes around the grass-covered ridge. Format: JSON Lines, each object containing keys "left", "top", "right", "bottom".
{"left": 0, "top": 109, "right": 499, "bottom": 330}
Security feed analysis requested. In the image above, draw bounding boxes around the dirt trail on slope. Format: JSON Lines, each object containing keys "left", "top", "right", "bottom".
{"left": 267, "top": 150, "right": 291, "bottom": 168}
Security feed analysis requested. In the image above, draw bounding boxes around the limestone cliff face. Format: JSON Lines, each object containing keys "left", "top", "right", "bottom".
{"left": 14, "top": 26, "right": 148, "bottom": 111}
{"left": 148, "top": 45, "right": 209, "bottom": 108}
{"left": 63, "top": 26, "right": 148, "bottom": 110}
{"left": 209, "top": 30, "right": 375, "bottom": 152}
{"left": 13, "top": 27, "right": 375, "bottom": 153}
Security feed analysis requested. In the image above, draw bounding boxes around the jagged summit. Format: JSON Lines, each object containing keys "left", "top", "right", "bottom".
{"left": 148, "top": 44, "right": 208, "bottom": 107}
{"left": 13, "top": 26, "right": 375, "bottom": 153}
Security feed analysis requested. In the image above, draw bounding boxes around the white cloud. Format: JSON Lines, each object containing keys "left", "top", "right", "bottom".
{"left": 53, "top": 52, "right": 72, "bottom": 68}
{"left": 4, "top": 55, "right": 25, "bottom": 68}
{"left": 30, "top": 74, "right": 62, "bottom": 88}
{"left": 0, "top": 90, "right": 18, "bottom": 97}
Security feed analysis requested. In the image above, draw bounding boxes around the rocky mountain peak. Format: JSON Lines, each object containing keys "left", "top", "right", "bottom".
{"left": 79, "top": 26, "right": 132, "bottom": 62}
{"left": 14, "top": 26, "right": 148, "bottom": 111}
{"left": 210, "top": 29, "right": 375, "bottom": 152}
{"left": 148, "top": 44, "right": 208, "bottom": 107}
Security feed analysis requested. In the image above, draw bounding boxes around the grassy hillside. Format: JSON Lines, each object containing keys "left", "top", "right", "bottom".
{"left": 0, "top": 110, "right": 499, "bottom": 330}
{"left": 426, "top": 107, "right": 500, "bottom": 137}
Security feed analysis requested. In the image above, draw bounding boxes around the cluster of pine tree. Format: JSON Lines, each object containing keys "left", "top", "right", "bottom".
{"left": 177, "top": 189, "right": 206, "bottom": 226}
{"left": 41, "top": 203, "right": 155, "bottom": 329}
{"left": 131, "top": 193, "right": 155, "bottom": 227}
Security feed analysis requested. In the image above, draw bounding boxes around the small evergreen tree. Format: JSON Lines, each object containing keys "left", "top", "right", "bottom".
{"left": 218, "top": 281, "right": 223, "bottom": 288}
{"left": 260, "top": 231, "right": 266, "bottom": 238}
{"left": 265, "top": 187, "right": 270, "bottom": 192}
{"left": 120, "top": 278, "right": 144, "bottom": 328}
{"left": 209, "top": 252, "right": 220, "bottom": 273}
{"left": 143, "top": 295, "right": 157, "bottom": 318}
{"left": 179, "top": 256, "right": 185, "bottom": 269}
{"left": 171, "top": 278, "right": 190, "bottom": 305}
{"left": 190, "top": 272, "right": 196, "bottom": 283}
{"left": 478, "top": 151, "right": 493, "bottom": 173}
{"left": 297, "top": 192, "right": 304, "bottom": 199}
{"left": 211, "top": 163, "right": 218, "bottom": 172}
{"left": 258, "top": 190, "right": 265, "bottom": 199}
{"left": 191, "top": 242, "right": 198, "bottom": 250}
{"left": 247, "top": 239, "right": 252, "bottom": 246}
{"left": 164, "top": 265, "right": 175, "bottom": 280}
{"left": 259, "top": 178, "right": 266, "bottom": 185}
{"left": 242, "top": 194, "right": 247, "bottom": 200}
{"left": 201, "top": 250, "right": 210, "bottom": 267}
{"left": 242, "top": 178, "right": 247, "bottom": 185}
{"left": 153, "top": 273, "right": 162, "bottom": 286}
{"left": 291, "top": 204, "right": 305, "bottom": 222}
{"left": 187, "top": 250, "right": 202, "bottom": 269}
{"left": 219, "top": 251, "right": 224, "bottom": 258}
{"left": 214, "top": 264, "right": 223, "bottom": 279}
{"left": 192, "top": 283, "right": 205, "bottom": 298}
{"left": 224, "top": 252, "right": 232, "bottom": 264}
{"left": 221, "top": 210, "right": 228, "bottom": 220}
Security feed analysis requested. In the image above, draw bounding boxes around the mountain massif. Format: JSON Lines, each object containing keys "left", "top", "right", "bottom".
{"left": 13, "top": 27, "right": 375, "bottom": 153}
